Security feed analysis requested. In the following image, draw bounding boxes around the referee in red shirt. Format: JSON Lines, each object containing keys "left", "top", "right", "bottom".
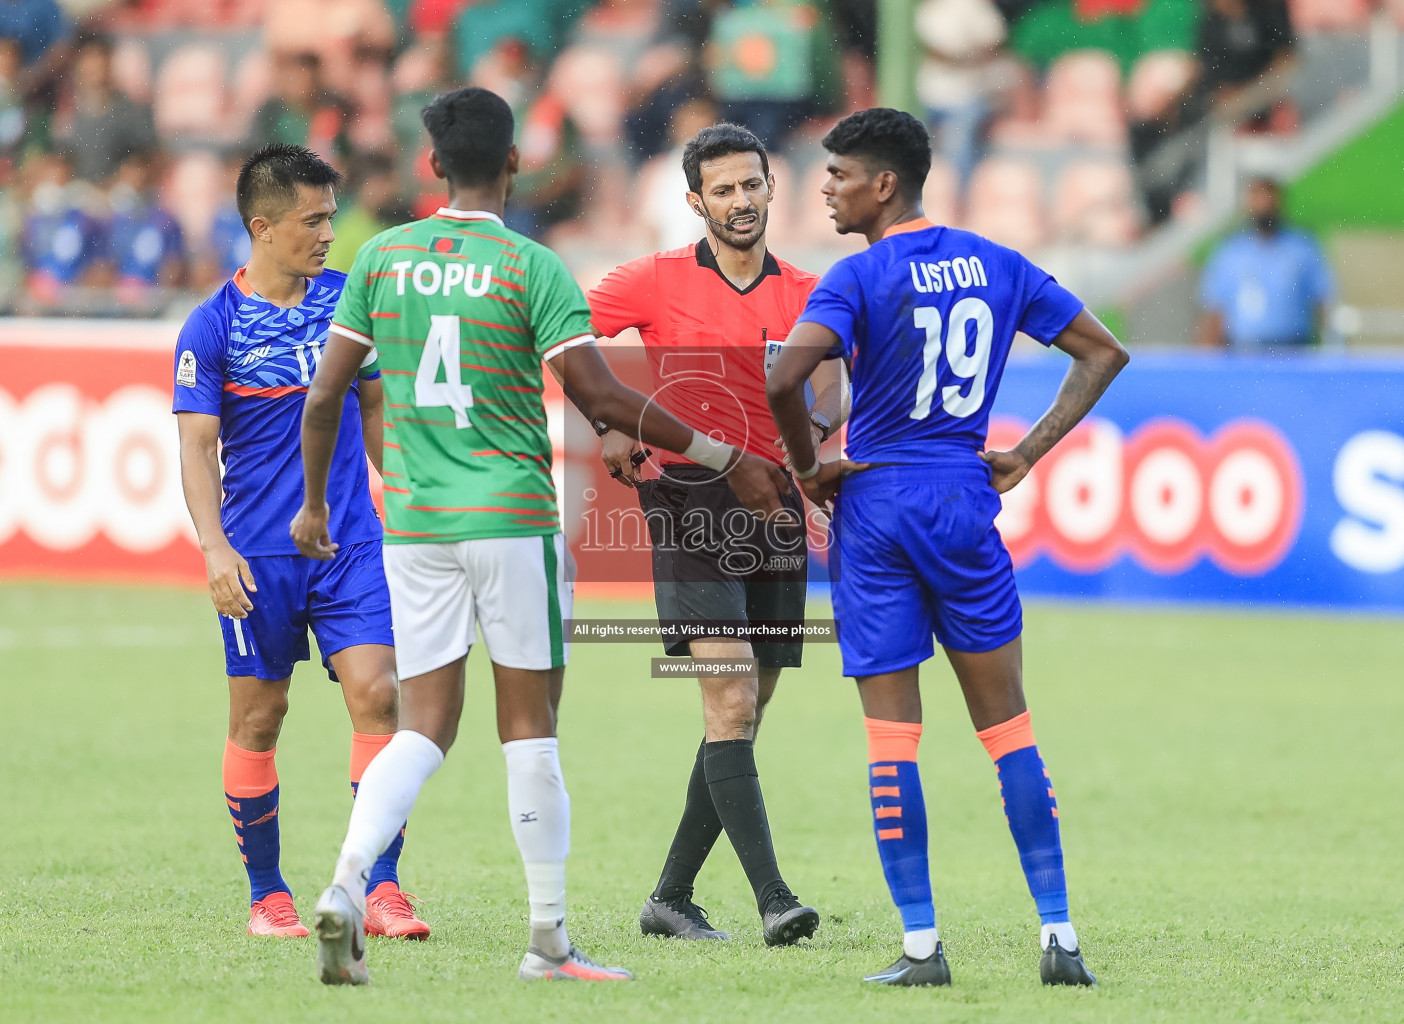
{"left": 588, "top": 124, "right": 846, "bottom": 946}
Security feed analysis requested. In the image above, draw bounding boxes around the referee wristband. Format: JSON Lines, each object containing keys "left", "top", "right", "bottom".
{"left": 683, "top": 430, "right": 736, "bottom": 473}
{"left": 793, "top": 459, "right": 821, "bottom": 480}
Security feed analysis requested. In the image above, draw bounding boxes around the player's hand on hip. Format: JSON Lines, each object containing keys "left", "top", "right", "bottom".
{"left": 799, "top": 459, "right": 870, "bottom": 507}
{"left": 773, "top": 423, "right": 826, "bottom": 470}
{"left": 727, "top": 452, "right": 795, "bottom": 522}
{"left": 981, "top": 448, "right": 1032, "bottom": 494}
{"left": 290, "top": 502, "right": 340, "bottom": 560}
{"left": 205, "top": 542, "right": 256, "bottom": 618}
{"left": 600, "top": 429, "right": 641, "bottom": 487}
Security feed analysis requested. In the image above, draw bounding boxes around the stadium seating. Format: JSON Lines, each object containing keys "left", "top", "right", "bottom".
{"left": 163, "top": 151, "right": 224, "bottom": 247}
{"left": 922, "top": 158, "right": 960, "bottom": 230}
{"left": 153, "top": 44, "right": 229, "bottom": 142}
{"left": 1051, "top": 159, "right": 1140, "bottom": 245}
{"left": 1289, "top": 0, "right": 1372, "bottom": 33}
{"left": 1043, "top": 49, "right": 1126, "bottom": 146}
{"left": 1126, "top": 49, "right": 1195, "bottom": 122}
{"left": 111, "top": 37, "right": 153, "bottom": 104}
{"left": 965, "top": 157, "right": 1045, "bottom": 250}
{"left": 549, "top": 45, "right": 627, "bottom": 148}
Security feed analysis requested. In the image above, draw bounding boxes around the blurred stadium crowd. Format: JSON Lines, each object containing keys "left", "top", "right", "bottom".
{"left": 0, "top": 0, "right": 1386, "bottom": 319}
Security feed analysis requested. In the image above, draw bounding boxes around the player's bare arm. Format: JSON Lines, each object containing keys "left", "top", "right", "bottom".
{"left": 775, "top": 358, "right": 847, "bottom": 467}
{"left": 176, "top": 411, "right": 257, "bottom": 618}
{"left": 358, "top": 374, "right": 384, "bottom": 476}
{"left": 981, "top": 309, "right": 1129, "bottom": 494}
{"left": 544, "top": 356, "right": 643, "bottom": 487}
{"left": 766, "top": 321, "right": 868, "bottom": 507}
{"left": 550, "top": 340, "right": 794, "bottom": 519}
{"left": 292, "top": 332, "right": 364, "bottom": 558}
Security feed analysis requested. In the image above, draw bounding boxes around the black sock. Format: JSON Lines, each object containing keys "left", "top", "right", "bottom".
{"left": 703, "top": 739, "right": 786, "bottom": 913}
{"left": 654, "top": 741, "right": 724, "bottom": 903}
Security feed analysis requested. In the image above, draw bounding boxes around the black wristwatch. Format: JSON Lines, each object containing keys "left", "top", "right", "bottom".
{"left": 810, "top": 411, "right": 833, "bottom": 441}
{"left": 592, "top": 419, "right": 611, "bottom": 437}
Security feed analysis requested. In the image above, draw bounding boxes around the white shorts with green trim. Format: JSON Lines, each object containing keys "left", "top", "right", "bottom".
{"left": 382, "top": 534, "right": 572, "bottom": 678}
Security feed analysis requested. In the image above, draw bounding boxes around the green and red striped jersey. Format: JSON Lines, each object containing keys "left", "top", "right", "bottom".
{"left": 331, "top": 208, "right": 594, "bottom": 543}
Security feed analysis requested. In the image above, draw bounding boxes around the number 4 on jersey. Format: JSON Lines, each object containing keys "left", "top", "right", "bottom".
{"left": 415, "top": 314, "right": 473, "bottom": 428}
{"left": 911, "top": 299, "right": 994, "bottom": 421}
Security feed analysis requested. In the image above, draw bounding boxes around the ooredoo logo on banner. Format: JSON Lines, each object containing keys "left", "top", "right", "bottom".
{"left": 0, "top": 383, "right": 192, "bottom": 553}
{"left": 989, "top": 416, "right": 1304, "bottom": 576}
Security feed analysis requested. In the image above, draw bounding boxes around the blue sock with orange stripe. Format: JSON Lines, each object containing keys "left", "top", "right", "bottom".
{"left": 351, "top": 732, "right": 404, "bottom": 894}
{"left": 223, "top": 738, "right": 288, "bottom": 905}
{"left": 864, "top": 718, "right": 938, "bottom": 958}
{"left": 977, "top": 710, "right": 1078, "bottom": 950}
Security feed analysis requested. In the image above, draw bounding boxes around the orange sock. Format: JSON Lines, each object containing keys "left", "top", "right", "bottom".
{"left": 350, "top": 732, "right": 394, "bottom": 788}
{"left": 222, "top": 738, "right": 285, "bottom": 903}
{"left": 350, "top": 732, "right": 404, "bottom": 892}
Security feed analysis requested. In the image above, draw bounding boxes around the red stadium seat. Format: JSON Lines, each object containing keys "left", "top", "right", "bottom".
{"left": 922, "top": 158, "right": 959, "bottom": 229}
{"left": 1126, "top": 50, "right": 1196, "bottom": 122}
{"left": 965, "top": 157, "right": 1045, "bottom": 251}
{"left": 228, "top": 49, "right": 272, "bottom": 137}
{"left": 153, "top": 44, "right": 228, "bottom": 141}
{"left": 1290, "top": 0, "right": 1372, "bottom": 33}
{"left": 1051, "top": 159, "right": 1141, "bottom": 246}
{"left": 793, "top": 159, "right": 864, "bottom": 252}
{"left": 1043, "top": 49, "right": 1125, "bottom": 146}
{"left": 112, "top": 37, "right": 152, "bottom": 104}
{"left": 163, "top": 151, "right": 224, "bottom": 246}
{"left": 547, "top": 46, "right": 627, "bottom": 148}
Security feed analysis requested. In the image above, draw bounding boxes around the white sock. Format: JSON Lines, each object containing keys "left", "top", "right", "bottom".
{"left": 503, "top": 737, "right": 571, "bottom": 958}
{"left": 903, "top": 927, "right": 939, "bottom": 960}
{"left": 333, "top": 730, "right": 444, "bottom": 902}
{"left": 1041, "top": 921, "right": 1079, "bottom": 951}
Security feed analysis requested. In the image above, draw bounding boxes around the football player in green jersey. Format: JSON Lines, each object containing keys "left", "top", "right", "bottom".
{"left": 291, "top": 87, "right": 792, "bottom": 985}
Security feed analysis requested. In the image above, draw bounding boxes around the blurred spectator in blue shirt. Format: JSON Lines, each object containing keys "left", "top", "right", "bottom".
{"left": 1197, "top": 178, "right": 1334, "bottom": 352}
{"left": 108, "top": 149, "right": 185, "bottom": 293}
{"left": 194, "top": 152, "right": 252, "bottom": 292}
{"left": 22, "top": 147, "right": 110, "bottom": 302}
{"left": 0, "top": 0, "right": 68, "bottom": 73}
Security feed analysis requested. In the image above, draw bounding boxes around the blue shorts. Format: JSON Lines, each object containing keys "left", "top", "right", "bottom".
{"left": 219, "top": 539, "right": 394, "bottom": 681}
{"left": 829, "top": 462, "right": 1022, "bottom": 676}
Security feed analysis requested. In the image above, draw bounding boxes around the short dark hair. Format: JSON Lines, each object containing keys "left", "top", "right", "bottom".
{"left": 236, "top": 143, "right": 341, "bottom": 229}
{"left": 822, "top": 108, "right": 931, "bottom": 198}
{"left": 421, "top": 87, "right": 515, "bottom": 188}
{"left": 682, "top": 123, "right": 769, "bottom": 194}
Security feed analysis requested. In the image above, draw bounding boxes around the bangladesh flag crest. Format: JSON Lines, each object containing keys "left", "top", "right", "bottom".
{"left": 429, "top": 235, "right": 464, "bottom": 254}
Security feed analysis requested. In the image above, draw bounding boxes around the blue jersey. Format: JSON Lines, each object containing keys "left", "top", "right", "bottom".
{"left": 209, "top": 206, "right": 252, "bottom": 278}
{"left": 172, "top": 268, "right": 382, "bottom": 557}
{"left": 111, "top": 203, "right": 185, "bottom": 284}
{"left": 24, "top": 206, "right": 107, "bottom": 282}
{"left": 797, "top": 220, "right": 1084, "bottom": 466}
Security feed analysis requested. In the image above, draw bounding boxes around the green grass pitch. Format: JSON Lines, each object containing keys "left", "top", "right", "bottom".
{"left": 1, "top": 582, "right": 1401, "bottom": 1023}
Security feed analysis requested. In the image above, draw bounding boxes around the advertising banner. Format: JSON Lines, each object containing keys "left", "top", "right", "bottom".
{"left": 989, "top": 353, "right": 1404, "bottom": 610}
{"left": 1, "top": 323, "right": 1400, "bottom": 611}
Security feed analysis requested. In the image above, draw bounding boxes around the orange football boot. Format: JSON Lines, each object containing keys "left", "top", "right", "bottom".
{"left": 248, "top": 891, "right": 310, "bottom": 937}
{"left": 363, "top": 881, "right": 431, "bottom": 940}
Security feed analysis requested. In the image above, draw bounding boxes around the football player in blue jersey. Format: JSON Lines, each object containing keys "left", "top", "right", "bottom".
{"left": 173, "top": 144, "right": 429, "bottom": 940}
{"left": 762, "top": 109, "right": 1128, "bottom": 987}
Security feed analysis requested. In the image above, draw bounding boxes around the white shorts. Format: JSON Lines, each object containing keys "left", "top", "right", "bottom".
{"left": 381, "top": 534, "right": 574, "bottom": 678}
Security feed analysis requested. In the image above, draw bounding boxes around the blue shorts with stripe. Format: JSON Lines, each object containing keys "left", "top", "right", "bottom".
{"left": 218, "top": 539, "right": 394, "bottom": 681}
{"left": 829, "top": 462, "right": 1022, "bottom": 677}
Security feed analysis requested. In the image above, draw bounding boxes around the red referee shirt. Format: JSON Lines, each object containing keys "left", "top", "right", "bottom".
{"left": 588, "top": 241, "right": 818, "bottom": 467}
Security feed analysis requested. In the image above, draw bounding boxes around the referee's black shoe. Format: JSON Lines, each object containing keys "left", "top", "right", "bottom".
{"left": 761, "top": 887, "right": 819, "bottom": 946}
{"left": 862, "top": 942, "right": 952, "bottom": 987}
{"left": 1039, "top": 936, "right": 1097, "bottom": 986}
{"left": 639, "top": 895, "right": 728, "bottom": 940}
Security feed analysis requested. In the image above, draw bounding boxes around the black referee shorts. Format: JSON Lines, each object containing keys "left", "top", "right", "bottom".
{"left": 636, "top": 464, "right": 807, "bottom": 669}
